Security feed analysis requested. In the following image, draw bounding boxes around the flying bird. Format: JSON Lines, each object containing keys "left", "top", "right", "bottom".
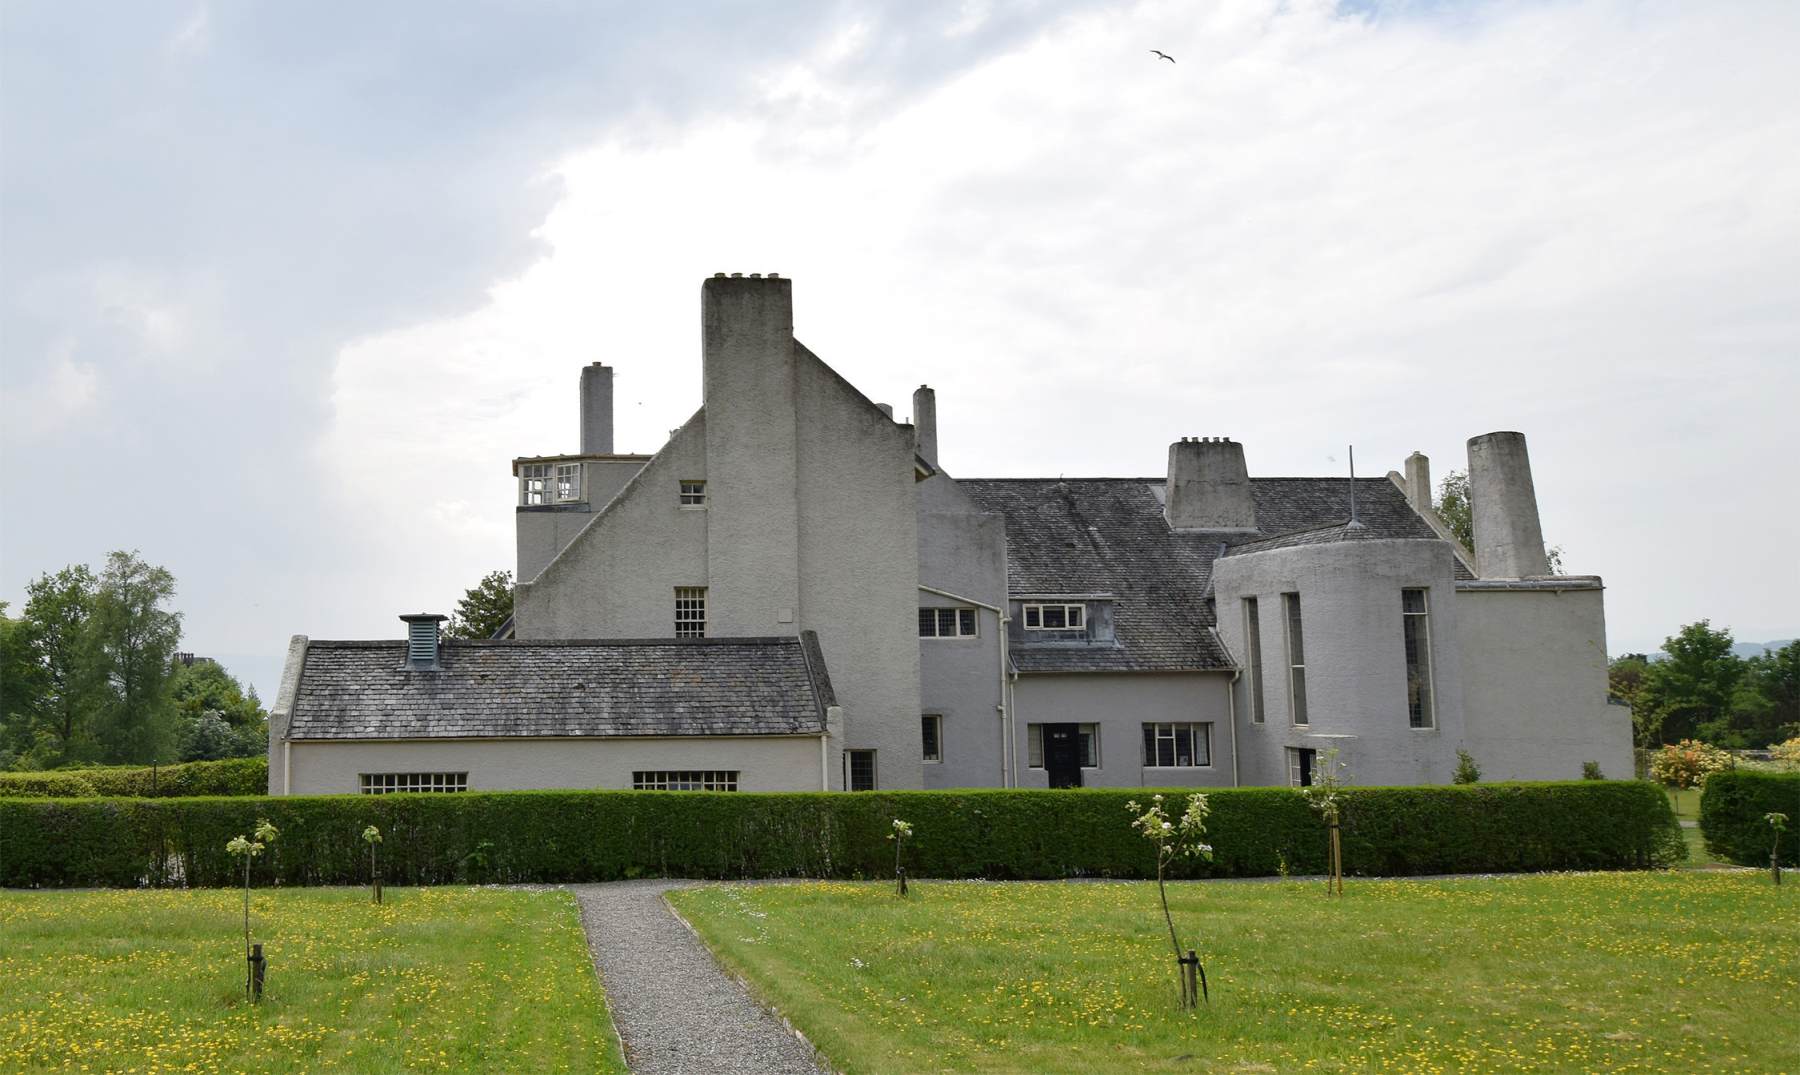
{"left": 1150, "top": 49, "right": 1175, "bottom": 63}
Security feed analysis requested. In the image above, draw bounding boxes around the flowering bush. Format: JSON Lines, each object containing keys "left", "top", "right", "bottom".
{"left": 1650, "top": 739, "right": 1735, "bottom": 792}
{"left": 1771, "top": 737, "right": 1800, "bottom": 770}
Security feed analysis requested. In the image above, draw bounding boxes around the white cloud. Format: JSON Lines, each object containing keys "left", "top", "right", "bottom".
{"left": 321, "top": 0, "right": 1800, "bottom": 652}
{"left": 4, "top": 346, "right": 100, "bottom": 435}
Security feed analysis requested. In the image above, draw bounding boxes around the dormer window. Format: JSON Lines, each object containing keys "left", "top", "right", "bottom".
{"left": 520, "top": 462, "right": 583, "bottom": 505}
{"left": 521, "top": 464, "right": 549, "bottom": 505}
{"left": 555, "top": 463, "right": 580, "bottom": 502}
{"left": 1023, "top": 603, "right": 1086, "bottom": 632}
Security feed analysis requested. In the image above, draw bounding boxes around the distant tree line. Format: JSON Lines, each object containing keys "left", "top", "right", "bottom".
{"left": 1611, "top": 622, "right": 1798, "bottom": 750}
{"left": 0, "top": 551, "right": 266, "bottom": 771}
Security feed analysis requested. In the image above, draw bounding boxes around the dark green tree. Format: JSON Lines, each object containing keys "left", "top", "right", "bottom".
{"left": 20, "top": 564, "right": 102, "bottom": 764}
{"left": 1637, "top": 621, "right": 1742, "bottom": 747}
{"left": 1729, "top": 642, "right": 1799, "bottom": 749}
{"left": 169, "top": 658, "right": 267, "bottom": 760}
{"left": 0, "top": 604, "right": 49, "bottom": 769}
{"left": 88, "top": 551, "right": 183, "bottom": 764}
{"left": 446, "top": 570, "right": 515, "bottom": 640}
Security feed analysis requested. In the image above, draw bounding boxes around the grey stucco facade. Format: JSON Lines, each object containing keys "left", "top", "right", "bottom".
{"left": 271, "top": 273, "right": 1630, "bottom": 796}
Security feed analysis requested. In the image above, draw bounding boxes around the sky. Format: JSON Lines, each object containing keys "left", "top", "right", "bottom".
{"left": 3, "top": 0, "right": 1797, "bottom": 701}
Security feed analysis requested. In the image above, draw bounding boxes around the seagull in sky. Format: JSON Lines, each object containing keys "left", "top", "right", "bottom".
{"left": 1150, "top": 49, "right": 1175, "bottom": 63}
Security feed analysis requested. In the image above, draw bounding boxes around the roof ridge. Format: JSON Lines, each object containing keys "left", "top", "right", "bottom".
{"left": 304, "top": 636, "right": 806, "bottom": 649}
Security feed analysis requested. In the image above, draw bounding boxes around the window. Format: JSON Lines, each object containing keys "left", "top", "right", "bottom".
{"left": 520, "top": 464, "right": 550, "bottom": 505}
{"left": 1284, "top": 592, "right": 1308, "bottom": 726}
{"left": 360, "top": 772, "right": 467, "bottom": 794}
{"left": 1286, "top": 747, "right": 1316, "bottom": 788}
{"left": 1243, "top": 597, "right": 1265, "bottom": 724}
{"left": 1142, "top": 722, "right": 1212, "bottom": 767}
{"left": 918, "top": 607, "right": 978, "bottom": 638}
{"left": 1402, "top": 588, "right": 1435, "bottom": 729}
{"left": 632, "top": 770, "right": 738, "bottom": 791}
{"left": 679, "top": 480, "right": 706, "bottom": 507}
{"left": 848, "top": 749, "right": 877, "bottom": 791}
{"left": 675, "top": 587, "right": 707, "bottom": 638}
{"left": 556, "top": 463, "right": 581, "bottom": 502}
{"left": 1022, "top": 603, "right": 1086, "bottom": 632}
{"left": 921, "top": 714, "right": 942, "bottom": 762}
{"left": 1026, "top": 723, "right": 1099, "bottom": 768}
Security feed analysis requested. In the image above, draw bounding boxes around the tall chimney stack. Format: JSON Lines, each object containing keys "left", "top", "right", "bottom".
{"left": 1467, "top": 431, "right": 1549, "bottom": 577}
{"left": 1404, "top": 451, "right": 1432, "bottom": 515}
{"left": 1165, "top": 437, "right": 1257, "bottom": 531}
{"left": 580, "top": 363, "right": 614, "bottom": 454}
{"left": 912, "top": 385, "right": 937, "bottom": 466}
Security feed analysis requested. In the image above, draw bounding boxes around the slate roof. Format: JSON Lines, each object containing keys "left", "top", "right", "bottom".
{"left": 287, "top": 633, "right": 835, "bottom": 740}
{"left": 956, "top": 477, "right": 1455, "bottom": 674}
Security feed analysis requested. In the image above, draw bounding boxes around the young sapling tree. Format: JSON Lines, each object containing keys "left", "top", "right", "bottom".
{"left": 1303, "top": 747, "right": 1349, "bottom": 896}
{"left": 225, "top": 817, "right": 279, "bottom": 1001}
{"left": 1126, "top": 793, "right": 1213, "bottom": 1009}
{"left": 1767, "top": 813, "right": 1789, "bottom": 886}
{"left": 887, "top": 819, "right": 913, "bottom": 896}
{"left": 363, "top": 825, "right": 383, "bottom": 903}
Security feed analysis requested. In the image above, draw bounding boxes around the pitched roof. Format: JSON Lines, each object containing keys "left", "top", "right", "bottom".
{"left": 287, "top": 633, "right": 835, "bottom": 740}
{"left": 956, "top": 476, "right": 1453, "bottom": 674}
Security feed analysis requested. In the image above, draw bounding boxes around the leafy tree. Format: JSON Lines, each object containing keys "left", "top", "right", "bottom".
{"left": 1730, "top": 642, "right": 1799, "bottom": 749}
{"left": 1452, "top": 749, "right": 1482, "bottom": 784}
{"left": 446, "top": 569, "right": 515, "bottom": 640}
{"left": 20, "top": 565, "right": 102, "bottom": 764}
{"left": 1435, "top": 470, "right": 1564, "bottom": 574}
{"left": 88, "top": 551, "right": 183, "bottom": 764}
{"left": 0, "top": 604, "right": 48, "bottom": 769}
{"left": 1638, "top": 621, "right": 1742, "bottom": 746}
{"left": 168, "top": 658, "right": 266, "bottom": 759}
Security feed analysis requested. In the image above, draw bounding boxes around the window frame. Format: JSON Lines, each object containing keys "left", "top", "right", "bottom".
{"left": 360, "top": 772, "right": 468, "bottom": 794}
{"left": 1286, "top": 747, "right": 1315, "bottom": 788}
{"left": 555, "top": 462, "right": 582, "bottom": 502}
{"left": 632, "top": 770, "right": 739, "bottom": 791}
{"left": 520, "top": 464, "right": 551, "bottom": 506}
{"left": 1021, "top": 603, "right": 1086, "bottom": 633}
{"left": 1284, "top": 592, "right": 1309, "bottom": 726}
{"left": 1402, "top": 587, "right": 1436, "bottom": 729}
{"left": 1141, "top": 722, "right": 1213, "bottom": 768}
{"left": 679, "top": 480, "right": 707, "bottom": 507}
{"left": 921, "top": 713, "right": 943, "bottom": 763}
{"left": 1243, "top": 597, "right": 1266, "bottom": 724}
{"left": 847, "top": 749, "right": 878, "bottom": 791}
{"left": 918, "top": 606, "right": 979, "bottom": 639}
{"left": 674, "top": 586, "right": 707, "bottom": 638}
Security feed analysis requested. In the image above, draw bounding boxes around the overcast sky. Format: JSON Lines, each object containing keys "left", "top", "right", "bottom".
{"left": 3, "top": 0, "right": 1797, "bottom": 701}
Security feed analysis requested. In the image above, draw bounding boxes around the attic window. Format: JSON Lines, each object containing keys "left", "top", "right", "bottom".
{"left": 918, "top": 607, "right": 978, "bottom": 638}
{"left": 675, "top": 587, "right": 707, "bottom": 638}
{"left": 1023, "top": 603, "right": 1085, "bottom": 632}
{"left": 555, "top": 463, "right": 581, "bottom": 502}
{"left": 520, "top": 463, "right": 583, "bottom": 505}
{"left": 679, "top": 480, "right": 706, "bottom": 507}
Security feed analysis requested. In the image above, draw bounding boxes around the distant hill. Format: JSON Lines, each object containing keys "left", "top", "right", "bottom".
{"left": 1731, "top": 639, "right": 1794, "bottom": 659}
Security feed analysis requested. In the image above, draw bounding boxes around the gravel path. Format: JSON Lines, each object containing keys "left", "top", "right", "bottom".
{"left": 570, "top": 881, "right": 830, "bottom": 1075}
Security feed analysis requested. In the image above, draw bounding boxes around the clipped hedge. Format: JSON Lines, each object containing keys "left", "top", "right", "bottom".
{"left": 0, "top": 781, "right": 1682, "bottom": 889}
{"left": 1699, "top": 769, "right": 1800, "bottom": 867}
{"left": 0, "top": 757, "right": 266, "bottom": 799}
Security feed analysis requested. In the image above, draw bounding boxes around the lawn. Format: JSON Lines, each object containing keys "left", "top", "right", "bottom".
{"left": 0, "top": 887, "right": 623, "bottom": 1074}
{"left": 670, "top": 873, "right": 1798, "bottom": 1074}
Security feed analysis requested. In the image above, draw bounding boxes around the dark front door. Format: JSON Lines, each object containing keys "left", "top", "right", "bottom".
{"left": 1045, "top": 723, "right": 1083, "bottom": 788}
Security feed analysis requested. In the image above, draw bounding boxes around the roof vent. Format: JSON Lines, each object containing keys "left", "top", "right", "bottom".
{"left": 401, "top": 614, "right": 448, "bottom": 670}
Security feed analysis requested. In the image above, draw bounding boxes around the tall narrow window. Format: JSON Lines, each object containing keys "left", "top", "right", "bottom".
{"left": 520, "top": 464, "right": 550, "bottom": 505}
{"left": 555, "top": 463, "right": 581, "bottom": 502}
{"left": 1243, "top": 597, "right": 1266, "bottom": 724}
{"left": 921, "top": 714, "right": 942, "bottom": 762}
{"left": 847, "top": 749, "right": 877, "bottom": 791}
{"left": 675, "top": 587, "right": 707, "bottom": 638}
{"left": 1284, "top": 592, "right": 1308, "bottom": 726}
{"left": 1402, "top": 588, "right": 1435, "bottom": 728}
{"left": 679, "top": 480, "right": 706, "bottom": 507}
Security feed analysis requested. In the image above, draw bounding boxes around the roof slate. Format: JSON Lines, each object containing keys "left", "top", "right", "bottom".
{"left": 956, "top": 476, "right": 1455, "bottom": 674}
{"left": 288, "top": 634, "right": 833, "bottom": 741}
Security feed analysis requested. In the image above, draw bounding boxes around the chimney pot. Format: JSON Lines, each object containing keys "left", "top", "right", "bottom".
{"left": 876, "top": 402, "right": 894, "bottom": 419}
{"left": 1165, "top": 438, "right": 1256, "bottom": 530}
{"left": 1467, "top": 431, "right": 1549, "bottom": 576}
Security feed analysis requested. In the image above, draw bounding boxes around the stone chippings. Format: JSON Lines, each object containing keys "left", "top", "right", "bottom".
{"left": 288, "top": 636, "right": 831, "bottom": 740}
{"left": 958, "top": 475, "right": 1460, "bottom": 675}
{"left": 571, "top": 881, "right": 830, "bottom": 1075}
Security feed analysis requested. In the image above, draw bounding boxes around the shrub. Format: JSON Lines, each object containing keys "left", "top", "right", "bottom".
{"left": 0, "top": 781, "right": 1685, "bottom": 888}
{"left": 1649, "top": 740, "right": 1734, "bottom": 793}
{"left": 1699, "top": 770, "right": 1800, "bottom": 867}
{"left": 0, "top": 771, "right": 98, "bottom": 798}
{"left": 1581, "top": 761, "right": 1605, "bottom": 780}
{"left": 1453, "top": 750, "right": 1482, "bottom": 784}
{"left": 1771, "top": 737, "right": 1800, "bottom": 770}
{"left": 0, "top": 758, "right": 265, "bottom": 798}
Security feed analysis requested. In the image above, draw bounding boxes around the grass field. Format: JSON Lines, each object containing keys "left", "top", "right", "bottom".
{"left": 0, "top": 887, "right": 623, "bottom": 1074}
{"left": 671, "top": 873, "right": 1798, "bottom": 1075}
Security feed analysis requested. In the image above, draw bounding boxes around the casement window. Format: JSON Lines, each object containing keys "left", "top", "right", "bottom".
{"left": 520, "top": 463, "right": 582, "bottom": 505}
{"left": 1286, "top": 747, "right": 1316, "bottom": 788}
{"left": 847, "top": 749, "right": 878, "bottom": 791}
{"left": 632, "top": 770, "right": 739, "bottom": 791}
{"left": 679, "top": 480, "right": 706, "bottom": 507}
{"left": 1402, "top": 588, "right": 1435, "bottom": 729}
{"left": 360, "top": 772, "right": 467, "bottom": 794}
{"left": 1026, "top": 723, "right": 1099, "bottom": 768}
{"left": 1284, "top": 592, "right": 1308, "bottom": 726}
{"left": 1142, "top": 722, "right": 1212, "bottom": 768}
{"left": 675, "top": 587, "right": 707, "bottom": 638}
{"left": 921, "top": 714, "right": 943, "bottom": 763}
{"left": 918, "top": 607, "right": 978, "bottom": 638}
{"left": 1022, "top": 603, "right": 1086, "bottom": 632}
{"left": 1243, "top": 597, "right": 1266, "bottom": 724}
